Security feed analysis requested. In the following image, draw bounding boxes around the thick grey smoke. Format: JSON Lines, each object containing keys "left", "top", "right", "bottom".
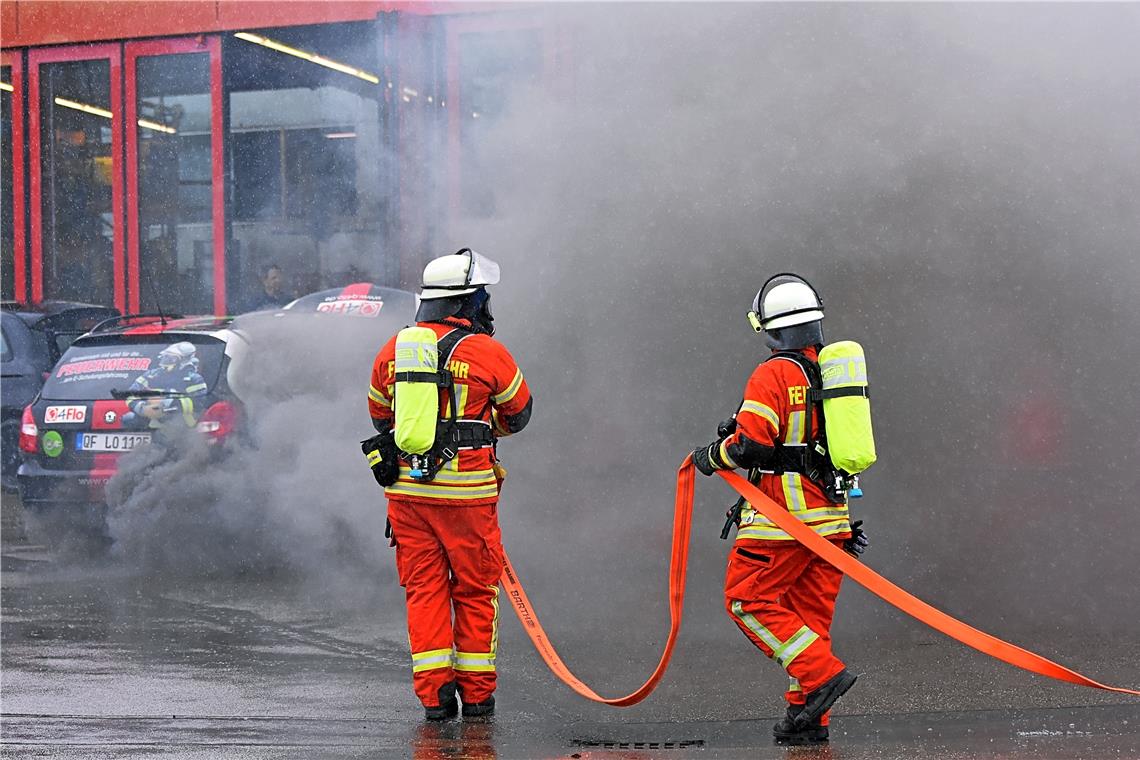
{"left": 105, "top": 4, "right": 1140, "bottom": 650}
{"left": 106, "top": 313, "right": 403, "bottom": 609}
{"left": 449, "top": 3, "right": 1140, "bottom": 639}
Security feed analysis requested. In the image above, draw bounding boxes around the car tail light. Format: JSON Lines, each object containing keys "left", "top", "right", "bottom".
{"left": 196, "top": 401, "right": 239, "bottom": 444}
{"left": 19, "top": 406, "right": 38, "bottom": 453}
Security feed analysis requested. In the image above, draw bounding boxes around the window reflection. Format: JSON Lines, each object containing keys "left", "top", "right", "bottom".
{"left": 39, "top": 59, "right": 115, "bottom": 306}
{"left": 135, "top": 52, "right": 214, "bottom": 315}
{"left": 226, "top": 21, "right": 391, "bottom": 312}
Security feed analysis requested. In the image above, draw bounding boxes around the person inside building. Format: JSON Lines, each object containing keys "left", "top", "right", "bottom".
{"left": 366, "top": 248, "right": 533, "bottom": 721}
{"left": 241, "top": 262, "right": 291, "bottom": 313}
{"left": 690, "top": 273, "right": 864, "bottom": 745}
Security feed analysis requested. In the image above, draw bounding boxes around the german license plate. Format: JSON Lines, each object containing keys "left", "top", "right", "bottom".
{"left": 75, "top": 432, "right": 151, "bottom": 452}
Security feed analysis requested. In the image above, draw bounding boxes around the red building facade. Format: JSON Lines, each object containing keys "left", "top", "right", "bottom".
{"left": 1, "top": 1, "right": 561, "bottom": 314}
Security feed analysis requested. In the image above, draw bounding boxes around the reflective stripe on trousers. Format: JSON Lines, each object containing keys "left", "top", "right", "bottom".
{"left": 412, "top": 647, "right": 454, "bottom": 673}
{"left": 730, "top": 601, "right": 820, "bottom": 668}
{"left": 455, "top": 584, "right": 499, "bottom": 673}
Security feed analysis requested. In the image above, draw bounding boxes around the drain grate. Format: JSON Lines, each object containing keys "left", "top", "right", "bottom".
{"left": 572, "top": 739, "right": 705, "bottom": 750}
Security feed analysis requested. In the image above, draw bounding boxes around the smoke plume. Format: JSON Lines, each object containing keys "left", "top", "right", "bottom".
{"left": 106, "top": 4, "right": 1140, "bottom": 647}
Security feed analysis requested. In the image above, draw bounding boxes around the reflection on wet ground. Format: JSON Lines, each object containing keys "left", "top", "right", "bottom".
{"left": 3, "top": 705, "right": 1138, "bottom": 759}
{"left": 2, "top": 541, "right": 1138, "bottom": 759}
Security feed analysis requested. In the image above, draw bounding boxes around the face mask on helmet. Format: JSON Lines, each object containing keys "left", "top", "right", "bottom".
{"left": 763, "top": 321, "right": 825, "bottom": 350}
{"left": 460, "top": 287, "right": 495, "bottom": 336}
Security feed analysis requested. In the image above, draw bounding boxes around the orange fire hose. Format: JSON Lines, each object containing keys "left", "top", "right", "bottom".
{"left": 499, "top": 456, "right": 696, "bottom": 705}
{"left": 500, "top": 457, "right": 1140, "bottom": 705}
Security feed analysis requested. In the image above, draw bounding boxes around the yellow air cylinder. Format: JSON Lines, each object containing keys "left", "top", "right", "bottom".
{"left": 393, "top": 326, "right": 441, "bottom": 455}
{"left": 818, "top": 340, "right": 876, "bottom": 474}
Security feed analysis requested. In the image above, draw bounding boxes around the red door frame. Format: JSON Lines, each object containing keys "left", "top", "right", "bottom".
{"left": 124, "top": 36, "right": 225, "bottom": 315}
{"left": 2, "top": 50, "right": 26, "bottom": 302}
{"left": 27, "top": 43, "right": 125, "bottom": 310}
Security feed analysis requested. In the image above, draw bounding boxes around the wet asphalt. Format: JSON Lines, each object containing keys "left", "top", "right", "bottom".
{"left": 2, "top": 496, "right": 1139, "bottom": 760}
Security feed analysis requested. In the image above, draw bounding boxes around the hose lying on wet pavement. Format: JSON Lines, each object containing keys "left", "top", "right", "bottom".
{"left": 500, "top": 456, "right": 1140, "bottom": 705}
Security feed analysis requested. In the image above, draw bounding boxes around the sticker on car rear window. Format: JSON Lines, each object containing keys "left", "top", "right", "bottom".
{"left": 42, "top": 430, "right": 64, "bottom": 458}
{"left": 44, "top": 405, "right": 87, "bottom": 424}
{"left": 55, "top": 354, "right": 152, "bottom": 378}
{"left": 42, "top": 343, "right": 224, "bottom": 403}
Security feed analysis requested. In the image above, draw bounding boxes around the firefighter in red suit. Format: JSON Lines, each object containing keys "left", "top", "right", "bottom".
{"left": 368, "top": 249, "right": 532, "bottom": 721}
{"left": 691, "top": 274, "right": 864, "bottom": 745}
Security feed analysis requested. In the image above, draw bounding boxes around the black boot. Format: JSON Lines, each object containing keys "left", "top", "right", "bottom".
{"left": 461, "top": 694, "right": 495, "bottom": 719}
{"left": 424, "top": 682, "right": 459, "bottom": 721}
{"left": 773, "top": 704, "right": 829, "bottom": 745}
{"left": 795, "top": 669, "right": 857, "bottom": 729}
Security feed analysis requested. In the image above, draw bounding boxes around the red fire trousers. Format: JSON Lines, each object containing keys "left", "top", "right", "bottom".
{"left": 724, "top": 537, "right": 848, "bottom": 725}
{"left": 388, "top": 500, "right": 504, "bottom": 708}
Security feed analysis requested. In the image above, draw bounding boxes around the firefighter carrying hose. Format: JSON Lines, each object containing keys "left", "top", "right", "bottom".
{"left": 691, "top": 273, "right": 868, "bottom": 745}
{"left": 365, "top": 249, "right": 533, "bottom": 721}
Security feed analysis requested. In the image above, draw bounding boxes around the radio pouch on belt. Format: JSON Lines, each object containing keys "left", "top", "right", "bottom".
{"left": 361, "top": 430, "right": 400, "bottom": 487}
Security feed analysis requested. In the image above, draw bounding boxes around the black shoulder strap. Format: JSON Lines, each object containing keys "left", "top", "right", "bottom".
{"left": 436, "top": 328, "right": 472, "bottom": 422}
{"left": 437, "top": 328, "right": 471, "bottom": 369}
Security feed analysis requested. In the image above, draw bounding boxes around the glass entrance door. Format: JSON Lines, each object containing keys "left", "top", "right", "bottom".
{"left": 1, "top": 51, "right": 25, "bottom": 302}
{"left": 28, "top": 44, "right": 124, "bottom": 309}
{"left": 125, "top": 38, "right": 224, "bottom": 315}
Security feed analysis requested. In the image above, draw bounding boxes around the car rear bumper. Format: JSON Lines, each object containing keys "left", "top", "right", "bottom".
{"left": 17, "top": 458, "right": 112, "bottom": 509}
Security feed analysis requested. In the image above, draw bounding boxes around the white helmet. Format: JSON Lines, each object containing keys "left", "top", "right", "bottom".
{"left": 748, "top": 273, "right": 824, "bottom": 332}
{"left": 419, "top": 248, "right": 501, "bottom": 301}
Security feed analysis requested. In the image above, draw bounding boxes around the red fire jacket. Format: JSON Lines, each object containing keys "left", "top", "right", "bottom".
{"left": 718, "top": 347, "right": 851, "bottom": 541}
{"left": 368, "top": 318, "right": 532, "bottom": 506}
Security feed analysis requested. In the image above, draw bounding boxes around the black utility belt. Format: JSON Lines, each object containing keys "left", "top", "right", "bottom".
{"left": 439, "top": 420, "right": 496, "bottom": 449}
{"left": 768, "top": 442, "right": 831, "bottom": 482}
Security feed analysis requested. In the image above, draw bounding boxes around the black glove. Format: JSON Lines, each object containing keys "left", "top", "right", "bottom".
{"left": 716, "top": 417, "right": 738, "bottom": 439}
{"left": 844, "top": 519, "right": 869, "bottom": 556}
{"left": 692, "top": 443, "right": 718, "bottom": 476}
{"left": 362, "top": 433, "right": 400, "bottom": 487}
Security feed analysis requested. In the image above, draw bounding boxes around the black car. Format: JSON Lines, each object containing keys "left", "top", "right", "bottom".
{"left": 16, "top": 285, "right": 417, "bottom": 544}
{"left": 17, "top": 315, "right": 249, "bottom": 540}
{"left": 1, "top": 301, "right": 119, "bottom": 490}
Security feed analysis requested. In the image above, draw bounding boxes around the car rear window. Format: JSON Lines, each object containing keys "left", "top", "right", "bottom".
{"left": 42, "top": 337, "right": 226, "bottom": 401}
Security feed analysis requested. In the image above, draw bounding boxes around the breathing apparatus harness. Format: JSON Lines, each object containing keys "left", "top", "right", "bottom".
{"left": 720, "top": 348, "right": 869, "bottom": 539}
{"left": 398, "top": 327, "right": 496, "bottom": 482}
{"left": 768, "top": 350, "right": 867, "bottom": 501}
{"left": 361, "top": 326, "right": 496, "bottom": 488}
